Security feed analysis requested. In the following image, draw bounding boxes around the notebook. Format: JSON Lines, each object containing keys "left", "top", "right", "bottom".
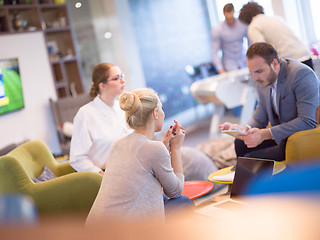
{"left": 196, "top": 157, "right": 275, "bottom": 215}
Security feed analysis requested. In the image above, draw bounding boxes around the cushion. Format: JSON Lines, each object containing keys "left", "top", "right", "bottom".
{"left": 32, "top": 166, "right": 57, "bottom": 183}
{"left": 61, "top": 121, "right": 74, "bottom": 137}
{"left": 197, "top": 137, "right": 237, "bottom": 169}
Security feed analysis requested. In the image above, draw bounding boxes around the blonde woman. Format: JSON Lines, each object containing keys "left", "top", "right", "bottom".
{"left": 86, "top": 88, "right": 192, "bottom": 223}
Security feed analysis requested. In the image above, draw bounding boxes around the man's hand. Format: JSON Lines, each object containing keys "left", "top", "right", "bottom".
{"left": 237, "top": 128, "right": 272, "bottom": 148}
{"left": 219, "top": 122, "right": 249, "bottom": 133}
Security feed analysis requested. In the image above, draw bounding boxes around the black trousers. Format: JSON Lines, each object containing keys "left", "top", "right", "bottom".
{"left": 302, "top": 58, "right": 314, "bottom": 70}
{"left": 235, "top": 138, "right": 286, "bottom": 161}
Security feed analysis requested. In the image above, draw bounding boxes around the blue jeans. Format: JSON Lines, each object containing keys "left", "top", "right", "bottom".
{"left": 163, "top": 194, "right": 193, "bottom": 215}
{"left": 0, "top": 194, "right": 38, "bottom": 226}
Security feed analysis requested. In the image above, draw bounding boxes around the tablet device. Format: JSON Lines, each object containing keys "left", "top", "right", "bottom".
{"left": 222, "top": 129, "right": 245, "bottom": 137}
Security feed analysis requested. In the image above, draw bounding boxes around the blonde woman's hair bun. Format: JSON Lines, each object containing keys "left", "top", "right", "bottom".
{"left": 119, "top": 92, "right": 141, "bottom": 115}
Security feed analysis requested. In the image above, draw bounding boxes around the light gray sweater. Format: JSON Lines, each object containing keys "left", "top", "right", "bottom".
{"left": 86, "top": 132, "right": 184, "bottom": 223}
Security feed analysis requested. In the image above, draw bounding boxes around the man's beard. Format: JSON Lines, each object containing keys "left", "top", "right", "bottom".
{"left": 267, "top": 68, "right": 277, "bottom": 86}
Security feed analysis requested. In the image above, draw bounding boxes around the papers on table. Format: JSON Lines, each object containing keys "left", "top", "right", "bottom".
{"left": 210, "top": 172, "right": 235, "bottom": 182}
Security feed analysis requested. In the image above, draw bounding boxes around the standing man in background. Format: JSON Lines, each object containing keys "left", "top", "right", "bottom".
{"left": 211, "top": 3, "right": 249, "bottom": 74}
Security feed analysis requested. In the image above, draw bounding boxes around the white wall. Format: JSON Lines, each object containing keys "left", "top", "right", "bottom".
{"left": 0, "top": 32, "right": 60, "bottom": 153}
{"left": 89, "top": 0, "right": 146, "bottom": 91}
{"left": 112, "top": 0, "right": 146, "bottom": 90}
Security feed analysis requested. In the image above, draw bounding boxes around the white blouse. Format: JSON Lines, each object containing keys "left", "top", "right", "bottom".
{"left": 69, "top": 96, "right": 132, "bottom": 173}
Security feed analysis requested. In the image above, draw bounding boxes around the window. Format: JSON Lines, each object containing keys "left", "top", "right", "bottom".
{"left": 309, "top": 0, "right": 320, "bottom": 40}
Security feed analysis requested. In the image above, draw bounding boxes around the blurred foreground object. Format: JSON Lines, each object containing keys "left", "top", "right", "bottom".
{"left": 0, "top": 195, "right": 319, "bottom": 240}
{"left": 0, "top": 194, "right": 38, "bottom": 226}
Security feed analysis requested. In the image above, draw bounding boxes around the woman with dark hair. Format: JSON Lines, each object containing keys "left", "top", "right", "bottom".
{"left": 238, "top": 2, "right": 264, "bottom": 25}
{"left": 239, "top": 2, "right": 313, "bottom": 69}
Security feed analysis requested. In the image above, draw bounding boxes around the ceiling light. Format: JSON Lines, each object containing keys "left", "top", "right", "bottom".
{"left": 104, "top": 32, "right": 112, "bottom": 39}
{"left": 75, "top": 2, "right": 82, "bottom": 8}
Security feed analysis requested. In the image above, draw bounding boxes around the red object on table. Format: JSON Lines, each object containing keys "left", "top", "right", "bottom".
{"left": 182, "top": 181, "right": 213, "bottom": 200}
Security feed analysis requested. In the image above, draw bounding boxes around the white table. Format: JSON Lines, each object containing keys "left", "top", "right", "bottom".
{"left": 190, "top": 68, "right": 258, "bottom": 138}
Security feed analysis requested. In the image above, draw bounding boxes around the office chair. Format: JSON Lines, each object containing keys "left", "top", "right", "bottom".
{"left": 49, "top": 93, "right": 92, "bottom": 155}
{"left": 200, "top": 62, "right": 218, "bottom": 77}
{"left": 185, "top": 65, "right": 202, "bottom": 82}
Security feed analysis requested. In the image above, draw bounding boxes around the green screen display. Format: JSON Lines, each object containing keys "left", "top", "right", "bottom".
{"left": 0, "top": 58, "right": 24, "bottom": 115}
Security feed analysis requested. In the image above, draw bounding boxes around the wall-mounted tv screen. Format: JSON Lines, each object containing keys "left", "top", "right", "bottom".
{"left": 0, "top": 58, "right": 24, "bottom": 115}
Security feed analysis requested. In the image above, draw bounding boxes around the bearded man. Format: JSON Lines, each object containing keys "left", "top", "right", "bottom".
{"left": 219, "top": 42, "right": 320, "bottom": 161}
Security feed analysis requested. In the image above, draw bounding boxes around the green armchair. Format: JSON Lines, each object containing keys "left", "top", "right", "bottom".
{"left": 0, "top": 140, "right": 102, "bottom": 216}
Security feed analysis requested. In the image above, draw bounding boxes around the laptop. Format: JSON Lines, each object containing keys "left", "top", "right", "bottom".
{"left": 196, "top": 157, "right": 275, "bottom": 215}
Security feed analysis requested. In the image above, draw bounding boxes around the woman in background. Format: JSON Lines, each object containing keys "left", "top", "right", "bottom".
{"left": 69, "top": 63, "right": 131, "bottom": 175}
{"left": 86, "top": 88, "right": 192, "bottom": 222}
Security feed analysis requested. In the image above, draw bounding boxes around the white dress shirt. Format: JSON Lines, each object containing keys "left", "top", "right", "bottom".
{"left": 270, "top": 78, "right": 278, "bottom": 115}
{"left": 69, "top": 96, "right": 132, "bottom": 173}
{"left": 269, "top": 78, "right": 278, "bottom": 140}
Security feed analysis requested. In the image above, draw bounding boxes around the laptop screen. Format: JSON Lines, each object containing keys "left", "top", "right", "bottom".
{"left": 230, "top": 157, "right": 275, "bottom": 198}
